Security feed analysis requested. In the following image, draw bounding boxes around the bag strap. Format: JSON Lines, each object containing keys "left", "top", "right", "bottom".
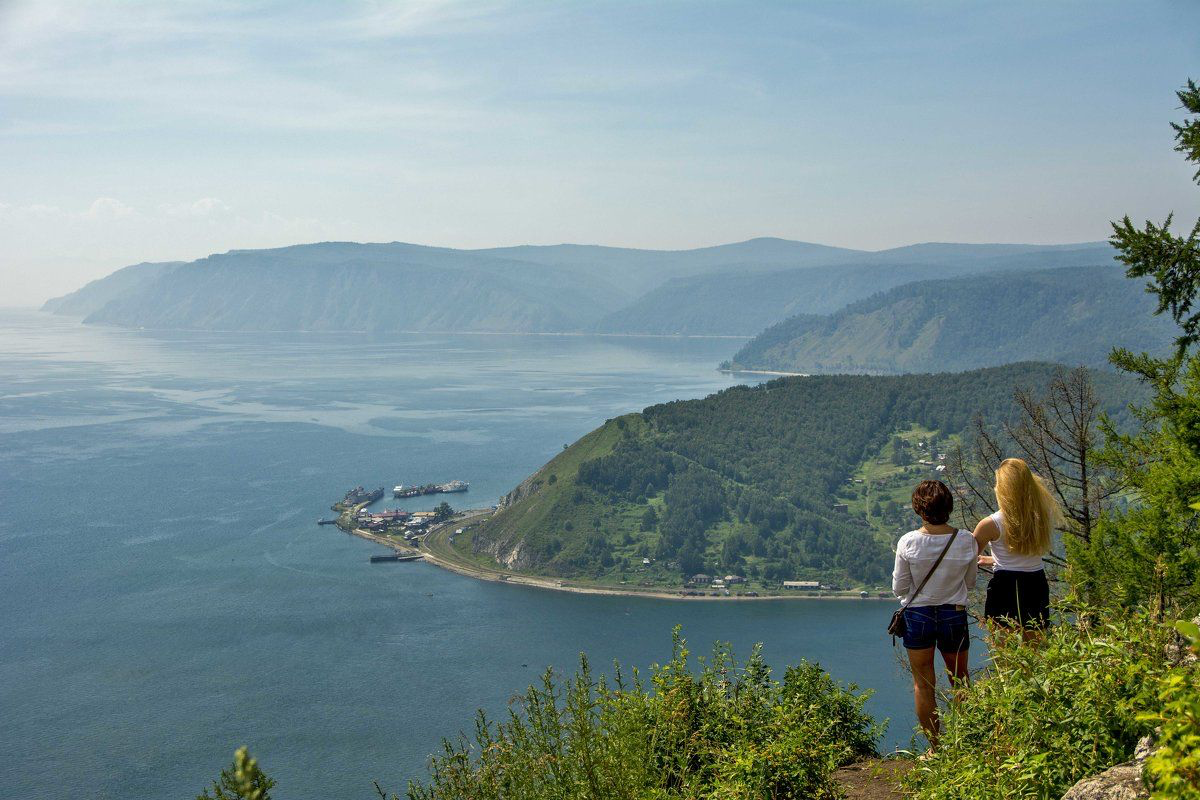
{"left": 902, "top": 530, "right": 959, "bottom": 609}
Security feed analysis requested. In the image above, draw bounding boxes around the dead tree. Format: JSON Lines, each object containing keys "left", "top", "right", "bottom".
{"left": 948, "top": 366, "right": 1119, "bottom": 557}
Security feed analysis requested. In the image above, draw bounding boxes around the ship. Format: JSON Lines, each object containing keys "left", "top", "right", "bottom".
{"left": 343, "top": 486, "right": 384, "bottom": 506}
{"left": 393, "top": 480, "right": 469, "bottom": 498}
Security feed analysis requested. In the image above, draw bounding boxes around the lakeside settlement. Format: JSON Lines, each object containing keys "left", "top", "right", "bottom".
{"left": 324, "top": 482, "right": 894, "bottom": 601}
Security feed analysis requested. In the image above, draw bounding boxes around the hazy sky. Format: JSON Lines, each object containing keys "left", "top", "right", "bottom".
{"left": 2, "top": 1, "right": 1198, "bottom": 305}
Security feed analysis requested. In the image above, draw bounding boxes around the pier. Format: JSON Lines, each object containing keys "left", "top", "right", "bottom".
{"left": 369, "top": 552, "right": 425, "bottom": 563}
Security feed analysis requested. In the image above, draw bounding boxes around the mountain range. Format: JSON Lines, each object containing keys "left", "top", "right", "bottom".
{"left": 43, "top": 238, "right": 1116, "bottom": 337}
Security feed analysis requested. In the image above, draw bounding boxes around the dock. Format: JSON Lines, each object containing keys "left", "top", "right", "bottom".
{"left": 369, "top": 552, "right": 425, "bottom": 563}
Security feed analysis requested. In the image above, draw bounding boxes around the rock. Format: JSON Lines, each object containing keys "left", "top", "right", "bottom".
{"left": 1059, "top": 737, "right": 1153, "bottom": 800}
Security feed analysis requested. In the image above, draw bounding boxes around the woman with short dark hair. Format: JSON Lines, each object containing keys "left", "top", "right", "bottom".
{"left": 892, "top": 479, "right": 978, "bottom": 751}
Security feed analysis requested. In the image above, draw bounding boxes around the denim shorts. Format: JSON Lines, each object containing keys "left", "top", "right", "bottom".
{"left": 902, "top": 604, "right": 970, "bottom": 653}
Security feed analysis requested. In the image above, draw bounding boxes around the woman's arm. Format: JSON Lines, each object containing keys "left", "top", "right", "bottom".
{"left": 962, "top": 532, "right": 979, "bottom": 589}
{"left": 973, "top": 516, "right": 999, "bottom": 564}
{"left": 892, "top": 544, "right": 912, "bottom": 600}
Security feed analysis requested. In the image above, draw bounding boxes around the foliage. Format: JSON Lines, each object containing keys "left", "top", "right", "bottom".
{"left": 433, "top": 502, "right": 454, "bottom": 523}
{"left": 905, "top": 613, "right": 1172, "bottom": 800}
{"left": 1142, "top": 619, "right": 1200, "bottom": 799}
{"left": 397, "top": 632, "right": 881, "bottom": 800}
{"left": 197, "top": 747, "right": 275, "bottom": 800}
{"left": 1069, "top": 79, "right": 1200, "bottom": 618}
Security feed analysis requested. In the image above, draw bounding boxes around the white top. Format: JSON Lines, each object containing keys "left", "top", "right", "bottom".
{"left": 892, "top": 529, "right": 978, "bottom": 607}
{"left": 987, "top": 510, "right": 1046, "bottom": 572}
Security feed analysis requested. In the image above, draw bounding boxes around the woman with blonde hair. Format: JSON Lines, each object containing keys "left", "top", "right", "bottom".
{"left": 972, "top": 458, "right": 1060, "bottom": 631}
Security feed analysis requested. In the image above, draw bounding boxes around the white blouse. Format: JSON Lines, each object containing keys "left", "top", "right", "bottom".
{"left": 987, "top": 511, "right": 1046, "bottom": 572}
{"left": 892, "top": 529, "right": 978, "bottom": 607}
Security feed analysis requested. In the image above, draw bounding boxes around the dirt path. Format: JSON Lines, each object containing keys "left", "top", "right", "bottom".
{"left": 833, "top": 759, "right": 914, "bottom": 800}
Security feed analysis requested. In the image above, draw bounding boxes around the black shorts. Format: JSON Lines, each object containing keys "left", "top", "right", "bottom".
{"left": 984, "top": 569, "right": 1049, "bottom": 629}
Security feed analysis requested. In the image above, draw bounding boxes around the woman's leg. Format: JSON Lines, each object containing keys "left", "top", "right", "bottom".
{"left": 941, "top": 647, "right": 970, "bottom": 698}
{"left": 907, "top": 646, "right": 939, "bottom": 747}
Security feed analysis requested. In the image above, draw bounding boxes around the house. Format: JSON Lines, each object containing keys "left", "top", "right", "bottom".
{"left": 724, "top": 575, "right": 745, "bottom": 585}
{"left": 690, "top": 573, "right": 712, "bottom": 585}
{"left": 783, "top": 580, "right": 820, "bottom": 590}
{"left": 642, "top": 557, "right": 652, "bottom": 566}
{"left": 832, "top": 503, "right": 849, "bottom": 514}
{"left": 935, "top": 465, "right": 946, "bottom": 473}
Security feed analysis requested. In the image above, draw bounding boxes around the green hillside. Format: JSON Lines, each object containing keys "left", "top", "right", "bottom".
{"left": 723, "top": 266, "right": 1174, "bottom": 374}
{"left": 464, "top": 363, "right": 1138, "bottom": 592}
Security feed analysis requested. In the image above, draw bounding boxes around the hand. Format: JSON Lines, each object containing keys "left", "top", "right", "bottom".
{"left": 978, "top": 555, "right": 995, "bottom": 567}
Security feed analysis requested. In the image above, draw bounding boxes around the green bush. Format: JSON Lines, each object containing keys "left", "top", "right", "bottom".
{"left": 905, "top": 612, "right": 1172, "bottom": 800}
{"left": 398, "top": 631, "right": 881, "bottom": 800}
{"left": 1142, "top": 620, "right": 1200, "bottom": 799}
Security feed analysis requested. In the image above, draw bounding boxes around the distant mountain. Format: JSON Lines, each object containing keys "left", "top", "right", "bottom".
{"left": 723, "top": 266, "right": 1173, "bottom": 374}
{"left": 589, "top": 244, "right": 1118, "bottom": 335}
{"left": 41, "top": 261, "right": 184, "bottom": 317}
{"left": 42, "top": 238, "right": 1116, "bottom": 335}
{"left": 44, "top": 243, "right": 629, "bottom": 333}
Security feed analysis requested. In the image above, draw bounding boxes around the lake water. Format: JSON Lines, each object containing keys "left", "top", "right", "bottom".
{"left": 0, "top": 310, "right": 966, "bottom": 799}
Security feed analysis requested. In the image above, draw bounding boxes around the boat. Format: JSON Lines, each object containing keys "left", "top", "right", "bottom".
{"left": 393, "top": 480, "right": 469, "bottom": 498}
{"left": 343, "top": 486, "right": 384, "bottom": 506}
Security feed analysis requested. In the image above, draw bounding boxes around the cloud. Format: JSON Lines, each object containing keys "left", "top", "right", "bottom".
{"left": 163, "top": 197, "right": 232, "bottom": 219}
{"left": 83, "top": 197, "right": 137, "bottom": 220}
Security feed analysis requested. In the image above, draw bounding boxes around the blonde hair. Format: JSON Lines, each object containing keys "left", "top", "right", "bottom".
{"left": 994, "top": 458, "right": 1059, "bottom": 556}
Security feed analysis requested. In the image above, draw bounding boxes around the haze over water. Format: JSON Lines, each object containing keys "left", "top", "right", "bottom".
{"left": 0, "top": 310, "right": 967, "bottom": 799}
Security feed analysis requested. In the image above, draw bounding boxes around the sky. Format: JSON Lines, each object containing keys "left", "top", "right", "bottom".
{"left": 1, "top": 1, "right": 1198, "bottom": 306}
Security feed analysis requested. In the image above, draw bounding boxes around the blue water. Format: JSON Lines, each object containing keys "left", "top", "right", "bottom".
{"left": 0, "top": 311, "right": 954, "bottom": 799}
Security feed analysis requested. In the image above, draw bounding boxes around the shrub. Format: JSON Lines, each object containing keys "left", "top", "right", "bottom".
{"left": 906, "top": 611, "right": 1172, "bottom": 800}
{"left": 398, "top": 631, "right": 881, "bottom": 800}
{"left": 1142, "top": 620, "right": 1200, "bottom": 798}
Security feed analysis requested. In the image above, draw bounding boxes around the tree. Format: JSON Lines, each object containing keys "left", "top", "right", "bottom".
{"left": 948, "top": 366, "right": 1118, "bottom": 558}
{"left": 640, "top": 505, "right": 658, "bottom": 531}
{"left": 198, "top": 748, "right": 274, "bottom": 800}
{"left": 433, "top": 501, "right": 454, "bottom": 522}
{"left": 1068, "top": 79, "right": 1200, "bottom": 617}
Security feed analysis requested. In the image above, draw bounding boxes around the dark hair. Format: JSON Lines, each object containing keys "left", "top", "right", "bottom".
{"left": 912, "top": 480, "right": 953, "bottom": 525}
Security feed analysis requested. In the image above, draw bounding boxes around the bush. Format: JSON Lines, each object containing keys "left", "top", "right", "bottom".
{"left": 1142, "top": 620, "right": 1200, "bottom": 798}
{"left": 905, "top": 611, "right": 1173, "bottom": 800}
{"left": 399, "top": 631, "right": 881, "bottom": 800}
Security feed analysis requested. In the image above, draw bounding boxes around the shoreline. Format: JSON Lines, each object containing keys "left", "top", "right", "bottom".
{"left": 337, "top": 510, "right": 895, "bottom": 603}
{"left": 718, "top": 367, "right": 809, "bottom": 377}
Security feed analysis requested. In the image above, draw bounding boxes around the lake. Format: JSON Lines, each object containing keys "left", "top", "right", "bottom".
{"left": 0, "top": 310, "right": 967, "bottom": 799}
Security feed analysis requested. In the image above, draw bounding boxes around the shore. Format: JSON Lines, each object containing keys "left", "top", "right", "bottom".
{"left": 335, "top": 509, "right": 894, "bottom": 603}
{"left": 718, "top": 367, "right": 809, "bottom": 377}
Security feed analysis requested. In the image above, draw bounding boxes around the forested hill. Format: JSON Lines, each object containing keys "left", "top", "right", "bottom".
{"left": 467, "top": 363, "right": 1138, "bottom": 590}
{"left": 723, "top": 266, "right": 1173, "bottom": 374}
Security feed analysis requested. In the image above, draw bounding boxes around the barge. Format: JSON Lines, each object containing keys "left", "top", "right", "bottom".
{"left": 393, "top": 480, "right": 469, "bottom": 498}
